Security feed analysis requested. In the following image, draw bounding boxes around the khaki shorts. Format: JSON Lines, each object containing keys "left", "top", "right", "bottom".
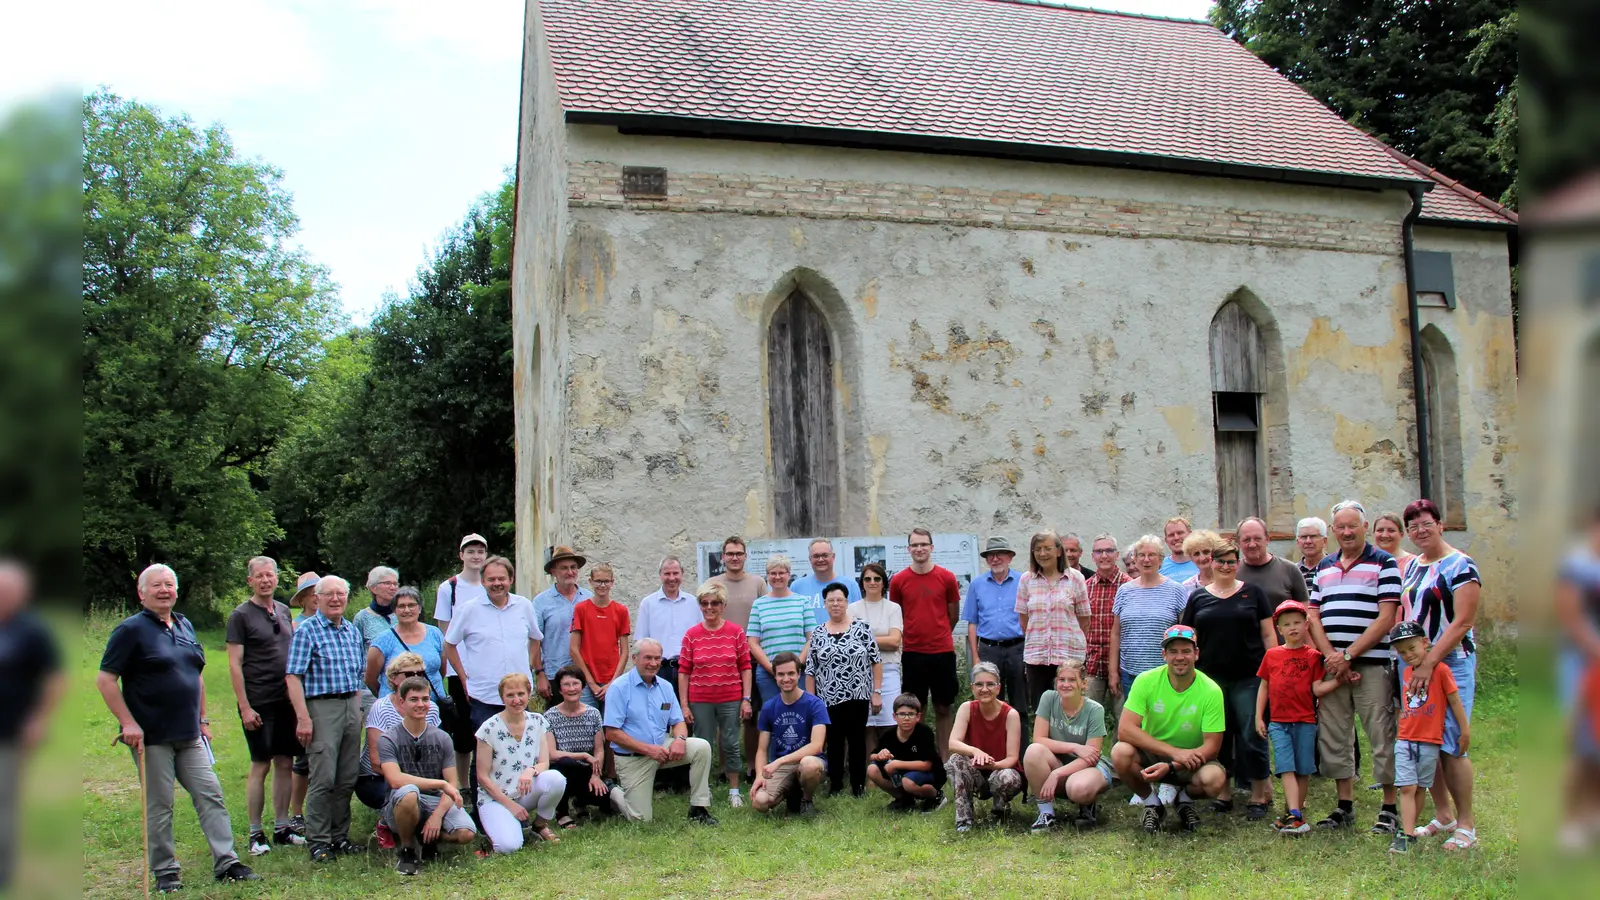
{"left": 762, "top": 757, "right": 822, "bottom": 800}
{"left": 1137, "top": 748, "right": 1223, "bottom": 787}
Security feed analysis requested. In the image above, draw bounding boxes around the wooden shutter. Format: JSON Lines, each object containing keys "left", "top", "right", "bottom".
{"left": 1211, "top": 301, "right": 1263, "bottom": 524}
{"left": 768, "top": 292, "right": 841, "bottom": 536}
{"left": 1210, "top": 302, "right": 1264, "bottom": 393}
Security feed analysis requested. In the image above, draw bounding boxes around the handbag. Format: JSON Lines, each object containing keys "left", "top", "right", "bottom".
{"left": 390, "top": 626, "right": 457, "bottom": 722}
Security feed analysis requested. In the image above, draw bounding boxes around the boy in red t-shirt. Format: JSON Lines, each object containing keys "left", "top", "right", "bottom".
{"left": 1254, "top": 600, "right": 1339, "bottom": 834}
{"left": 1387, "top": 620, "right": 1469, "bottom": 855}
{"left": 570, "top": 563, "right": 632, "bottom": 712}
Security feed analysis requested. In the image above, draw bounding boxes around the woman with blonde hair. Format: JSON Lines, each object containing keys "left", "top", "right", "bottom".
{"left": 1180, "top": 530, "right": 1224, "bottom": 593}
{"left": 1016, "top": 530, "right": 1090, "bottom": 715}
{"left": 475, "top": 672, "right": 567, "bottom": 851}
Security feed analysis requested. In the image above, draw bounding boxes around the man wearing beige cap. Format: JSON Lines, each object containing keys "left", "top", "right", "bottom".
{"left": 435, "top": 535, "right": 489, "bottom": 779}
{"left": 534, "top": 546, "right": 591, "bottom": 704}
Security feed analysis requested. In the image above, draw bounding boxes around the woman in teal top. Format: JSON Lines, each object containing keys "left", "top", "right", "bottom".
{"left": 748, "top": 555, "right": 812, "bottom": 705}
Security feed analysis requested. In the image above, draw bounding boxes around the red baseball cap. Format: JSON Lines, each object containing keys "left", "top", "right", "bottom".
{"left": 1273, "top": 599, "right": 1309, "bottom": 620}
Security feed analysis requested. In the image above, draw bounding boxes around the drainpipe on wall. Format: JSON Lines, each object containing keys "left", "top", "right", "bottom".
{"left": 1402, "top": 184, "right": 1434, "bottom": 503}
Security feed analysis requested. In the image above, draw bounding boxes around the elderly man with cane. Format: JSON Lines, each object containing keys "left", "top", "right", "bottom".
{"left": 97, "top": 564, "right": 261, "bottom": 893}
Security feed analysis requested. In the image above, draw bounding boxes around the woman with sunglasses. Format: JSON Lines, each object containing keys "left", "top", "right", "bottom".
{"left": 678, "top": 581, "right": 754, "bottom": 808}
{"left": 944, "top": 662, "right": 1024, "bottom": 833}
{"left": 1178, "top": 540, "right": 1276, "bottom": 818}
{"left": 848, "top": 562, "right": 902, "bottom": 756}
{"left": 1398, "top": 498, "right": 1481, "bottom": 850}
{"left": 356, "top": 652, "right": 440, "bottom": 847}
{"left": 363, "top": 587, "right": 447, "bottom": 702}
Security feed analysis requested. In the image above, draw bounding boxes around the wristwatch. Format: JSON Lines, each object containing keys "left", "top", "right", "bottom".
{"left": 1341, "top": 651, "right": 1352, "bottom": 663}
{"left": 741, "top": 696, "right": 751, "bottom": 702}
{"left": 199, "top": 717, "right": 211, "bottom": 725}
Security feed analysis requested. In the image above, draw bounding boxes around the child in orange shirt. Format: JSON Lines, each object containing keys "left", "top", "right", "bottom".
{"left": 1387, "top": 621, "right": 1469, "bottom": 855}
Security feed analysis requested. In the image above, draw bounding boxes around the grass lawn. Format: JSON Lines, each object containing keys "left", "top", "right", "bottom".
{"left": 80, "top": 617, "right": 1518, "bottom": 899}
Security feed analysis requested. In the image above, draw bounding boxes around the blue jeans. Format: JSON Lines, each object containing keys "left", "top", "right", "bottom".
{"left": 1220, "top": 676, "right": 1270, "bottom": 782}
{"left": 1267, "top": 721, "right": 1317, "bottom": 775}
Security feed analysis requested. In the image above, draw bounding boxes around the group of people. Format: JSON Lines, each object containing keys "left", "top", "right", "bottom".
{"left": 95, "top": 500, "right": 1487, "bottom": 889}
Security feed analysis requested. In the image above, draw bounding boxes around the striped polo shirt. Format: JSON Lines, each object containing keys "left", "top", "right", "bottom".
{"left": 1310, "top": 543, "right": 1402, "bottom": 661}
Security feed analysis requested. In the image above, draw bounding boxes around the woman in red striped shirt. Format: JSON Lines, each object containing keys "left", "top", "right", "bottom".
{"left": 678, "top": 581, "right": 755, "bottom": 809}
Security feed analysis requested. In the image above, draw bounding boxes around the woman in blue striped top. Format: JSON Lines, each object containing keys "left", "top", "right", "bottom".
{"left": 748, "top": 555, "right": 813, "bottom": 706}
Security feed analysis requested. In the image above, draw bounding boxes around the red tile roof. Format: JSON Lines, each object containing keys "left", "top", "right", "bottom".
{"left": 1379, "top": 145, "right": 1517, "bottom": 228}
{"left": 541, "top": 0, "right": 1504, "bottom": 221}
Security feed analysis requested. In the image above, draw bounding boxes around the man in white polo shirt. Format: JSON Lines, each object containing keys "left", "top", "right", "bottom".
{"left": 1307, "top": 500, "right": 1402, "bottom": 835}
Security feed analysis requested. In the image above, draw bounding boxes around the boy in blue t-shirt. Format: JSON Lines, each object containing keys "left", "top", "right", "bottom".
{"left": 752, "top": 652, "right": 830, "bottom": 815}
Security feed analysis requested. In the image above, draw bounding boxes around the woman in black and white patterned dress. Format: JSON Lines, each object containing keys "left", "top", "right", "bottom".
{"left": 807, "top": 583, "right": 883, "bottom": 796}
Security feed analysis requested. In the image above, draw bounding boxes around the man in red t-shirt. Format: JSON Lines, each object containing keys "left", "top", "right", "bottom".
{"left": 570, "top": 563, "right": 632, "bottom": 715}
{"left": 889, "top": 527, "right": 962, "bottom": 758}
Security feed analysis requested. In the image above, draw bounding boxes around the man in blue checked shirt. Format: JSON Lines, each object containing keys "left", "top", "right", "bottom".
{"left": 286, "top": 574, "right": 368, "bottom": 862}
{"left": 963, "top": 537, "right": 1027, "bottom": 716}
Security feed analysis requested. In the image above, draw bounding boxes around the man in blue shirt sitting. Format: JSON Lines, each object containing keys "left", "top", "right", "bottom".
{"left": 602, "top": 638, "right": 718, "bottom": 825}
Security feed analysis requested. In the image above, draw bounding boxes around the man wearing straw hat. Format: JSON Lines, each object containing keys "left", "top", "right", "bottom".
{"left": 97, "top": 564, "right": 262, "bottom": 893}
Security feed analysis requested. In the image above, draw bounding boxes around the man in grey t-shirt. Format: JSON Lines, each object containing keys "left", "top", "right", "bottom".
{"left": 1237, "top": 518, "right": 1310, "bottom": 607}
{"left": 376, "top": 678, "right": 475, "bottom": 875}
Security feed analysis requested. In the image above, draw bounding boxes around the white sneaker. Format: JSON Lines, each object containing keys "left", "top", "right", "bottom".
{"left": 1128, "top": 794, "right": 1144, "bottom": 806}
{"left": 728, "top": 790, "right": 744, "bottom": 808}
{"left": 247, "top": 832, "right": 271, "bottom": 857}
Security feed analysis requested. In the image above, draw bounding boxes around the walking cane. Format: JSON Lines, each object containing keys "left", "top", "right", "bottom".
{"left": 115, "top": 733, "right": 151, "bottom": 900}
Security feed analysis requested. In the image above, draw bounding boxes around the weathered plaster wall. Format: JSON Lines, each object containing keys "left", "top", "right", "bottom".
{"left": 537, "top": 129, "right": 1517, "bottom": 619}
{"left": 508, "top": 0, "right": 570, "bottom": 597}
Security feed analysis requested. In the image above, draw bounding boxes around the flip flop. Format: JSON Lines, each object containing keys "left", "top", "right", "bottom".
{"left": 1442, "top": 827, "right": 1478, "bottom": 850}
{"left": 1414, "top": 817, "right": 1458, "bottom": 838}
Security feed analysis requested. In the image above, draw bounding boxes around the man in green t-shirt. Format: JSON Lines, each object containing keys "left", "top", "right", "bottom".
{"left": 1110, "top": 624, "right": 1227, "bottom": 834}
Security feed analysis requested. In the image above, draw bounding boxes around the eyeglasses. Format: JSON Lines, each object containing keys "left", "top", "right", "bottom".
{"left": 1213, "top": 558, "right": 1239, "bottom": 566}
{"left": 396, "top": 670, "right": 425, "bottom": 679}
{"left": 1092, "top": 548, "right": 1118, "bottom": 555}
{"left": 373, "top": 580, "right": 399, "bottom": 588}
{"left": 893, "top": 710, "right": 920, "bottom": 719}
{"left": 908, "top": 542, "right": 932, "bottom": 549}
{"left": 1405, "top": 520, "right": 1438, "bottom": 533}
{"left": 972, "top": 681, "right": 1000, "bottom": 689}
{"left": 723, "top": 551, "right": 747, "bottom": 558}
{"left": 591, "top": 579, "right": 614, "bottom": 585}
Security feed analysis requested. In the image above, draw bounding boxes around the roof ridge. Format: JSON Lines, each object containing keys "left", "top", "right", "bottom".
{"left": 1377, "top": 142, "right": 1517, "bottom": 224}
{"left": 969, "top": 0, "right": 1210, "bottom": 26}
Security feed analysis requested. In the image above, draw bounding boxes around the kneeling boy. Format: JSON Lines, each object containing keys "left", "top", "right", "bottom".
{"left": 378, "top": 678, "right": 476, "bottom": 875}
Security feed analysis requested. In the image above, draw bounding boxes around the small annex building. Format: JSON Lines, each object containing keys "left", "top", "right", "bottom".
{"left": 509, "top": 0, "right": 1519, "bottom": 616}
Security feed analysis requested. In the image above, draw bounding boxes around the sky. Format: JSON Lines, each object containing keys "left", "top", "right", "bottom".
{"left": 14, "top": 0, "right": 1215, "bottom": 321}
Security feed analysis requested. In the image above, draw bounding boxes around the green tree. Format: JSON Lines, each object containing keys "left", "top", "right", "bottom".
{"left": 266, "top": 180, "right": 515, "bottom": 585}
{"left": 1213, "top": 0, "right": 1518, "bottom": 206}
{"left": 83, "top": 90, "right": 340, "bottom": 609}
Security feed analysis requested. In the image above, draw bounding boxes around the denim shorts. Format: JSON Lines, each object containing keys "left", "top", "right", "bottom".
{"left": 1441, "top": 651, "right": 1475, "bottom": 758}
{"left": 1267, "top": 721, "right": 1317, "bottom": 776}
{"left": 1394, "top": 739, "right": 1441, "bottom": 788}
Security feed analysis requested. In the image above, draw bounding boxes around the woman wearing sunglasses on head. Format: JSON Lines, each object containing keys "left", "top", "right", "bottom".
{"left": 848, "top": 562, "right": 903, "bottom": 757}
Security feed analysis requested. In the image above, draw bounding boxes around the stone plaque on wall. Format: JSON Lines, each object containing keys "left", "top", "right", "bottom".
{"left": 621, "top": 166, "right": 668, "bottom": 199}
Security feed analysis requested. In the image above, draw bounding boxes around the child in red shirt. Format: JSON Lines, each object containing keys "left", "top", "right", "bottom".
{"left": 1387, "top": 621, "right": 1469, "bottom": 855}
{"left": 570, "top": 564, "right": 632, "bottom": 712}
{"left": 1254, "top": 600, "right": 1338, "bottom": 834}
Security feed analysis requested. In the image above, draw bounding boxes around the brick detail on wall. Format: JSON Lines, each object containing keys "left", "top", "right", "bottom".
{"left": 567, "top": 161, "right": 1402, "bottom": 255}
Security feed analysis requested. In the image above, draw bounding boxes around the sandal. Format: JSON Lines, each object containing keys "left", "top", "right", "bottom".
{"left": 532, "top": 822, "right": 561, "bottom": 844}
{"left": 1414, "top": 817, "right": 1458, "bottom": 838}
{"left": 1442, "top": 827, "right": 1478, "bottom": 850}
{"left": 557, "top": 815, "right": 579, "bottom": 830}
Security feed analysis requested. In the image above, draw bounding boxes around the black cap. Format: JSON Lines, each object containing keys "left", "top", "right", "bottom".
{"left": 1387, "top": 620, "right": 1426, "bottom": 645}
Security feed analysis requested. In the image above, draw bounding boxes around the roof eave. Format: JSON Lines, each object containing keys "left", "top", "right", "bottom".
{"left": 1417, "top": 215, "right": 1519, "bottom": 233}
{"left": 566, "top": 110, "right": 1430, "bottom": 194}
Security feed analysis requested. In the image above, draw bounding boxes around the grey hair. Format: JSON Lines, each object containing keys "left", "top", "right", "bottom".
{"left": 367, "top": 565, "right": 399, "bottom": 588}
{"left": 246, "top": 556, "right": 278, "bottom": 577}
{"left": 1092, "top": 533, "right": 1118, "bottom": 548}
{"left": 315, "top": 574, "right": 350, "bottom": 596}
{"left": 137, "top": 563, "right": 178, "bottom": 594}
{"left": 1060, "top": 532, "right": 1083, "bottom": 546}
{"left": 658, "top": 555, "right": 683, "bottom": 574}
{"left": 632, "top": 637, "right": 664, "bottom": 657}
{"left": 1235, "top": 517, "right": 1269, "bottom": 538}
{"left": 1131, "top": 534, "right": 1167, "bottom": 558}
{"left": 764, "top": 554, "right": 792, "bottom": 575}
{"left": 1330, "top": 500, "right": 1368, "bottom": 524}
{"left": 394, "top": 586, "right": 423, "bottom": 605}
{"left": 1296, "top": 517, "right": 1328, "bottom": 537}
{"left": 970, "top": 661, "right": 1001, "bottom": 684}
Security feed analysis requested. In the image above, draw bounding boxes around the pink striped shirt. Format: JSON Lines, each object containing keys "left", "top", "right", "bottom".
{"left": 1015, "top": 569, "right": 1091, "bottom": 665}
{"left": 679, "top": 621, "right": 753, "bottom": 704}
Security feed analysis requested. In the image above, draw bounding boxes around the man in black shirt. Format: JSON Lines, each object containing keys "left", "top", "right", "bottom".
{"left": 97, "top": 564, "right": 261, "bottom": 893}
{"left": 226, "top": 556, "right": 305, "bottom": 855}
{"left": 0, "top": 562, "right": 64, "bottom": 892}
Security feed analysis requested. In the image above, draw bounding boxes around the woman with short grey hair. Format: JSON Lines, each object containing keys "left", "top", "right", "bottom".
{"left": 353, "top": 566, "right": 402, "bottom": 648}
{"left": 943, "top": 661, "right": 1023, "bottom": 833}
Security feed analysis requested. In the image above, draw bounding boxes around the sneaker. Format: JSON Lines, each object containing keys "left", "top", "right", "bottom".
{"left": 1128, "top": 794, "right": 1145, "bottom": 807}
{"left": 786, "top": 787, "right": 803, "bottom": 814}
{"left": 1278, "top": 814, "right": 1311, "bottom": 835}
{"left": 1029, "top": 811, "right": 1058, "bottom": 833}
{"left": 687, "top": 806, "right": 720, "bottom": 826}
{"left": 374, "top": 821, "right": 396, "bottom": 850}
{"left": 1316, "top": 808, "right": 1355, "bottom": 829}
{"left": 1372, "top": 809, "right": 1400, "bottom": 835}
{"left": 395, "top": 846, "right": 419, "bottom": 876}
{"left": 248, "top": 831, "right": 271, "bottom": 857}
{"left": 419, "top": 840, "right": 439, "bottom": 863}
{"left": 155, "top": 873, "right": 183, "bottom": 893}
{"left": 274, "top": 826, "right": 307, "bottom": 847}
{"left": 1388, "top": 834, "right": 1416, "bottom": 855}
{"left": 886, "top": 797, "right": 916, "bottom": 813}
{"left": 918, "top": 795, "right": 948, "bottom": 813}
{"left": 1141, "top": 803, "right": 1166, "bottom": 834}
{"left": 288, "top": 814, "right": 308, "bottom": 838}
{"left": 215, "top": 862, "right": 261, "bottom": 884}
{"left": 1245, "top": 802, "right": 1270, "bottom": 821}
{"left": 333, "top": 838, "right": 365, "bottom": 855}
{"left": 1072, "top": 803, "right": 1100, "bottom": 829}
{"left": 955, "top": 820, "right": 973, "bottom": 834}
{"left": 1177, "top": 801, "right": 1201, "bottom": 833}
{"left": 728, "top": 790, "right": 744, "bottom": 809}
{"left": 308, "top": 842, "right": 336, "bottom": 863}
{"left": 799, "top": 798, "right": 817, "bottom": 816}
{"left": 1157, "top": 784, "right": 1178, "bottom": 805}
{"left": 1211, "top": 798, "right": 1235, "bottom": 814}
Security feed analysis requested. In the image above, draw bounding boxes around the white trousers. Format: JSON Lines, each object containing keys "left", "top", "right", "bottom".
{"left": 477, "top": 770, "right": 567, "bottom": 853}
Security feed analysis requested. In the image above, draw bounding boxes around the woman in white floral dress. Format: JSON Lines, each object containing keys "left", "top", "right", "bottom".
{"left": 474, "top": 673, "right": 567, "bottom": 852}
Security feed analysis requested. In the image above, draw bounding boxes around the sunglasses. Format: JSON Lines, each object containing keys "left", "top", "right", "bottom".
{"left": 396, "top": 670, "right": 425, "bottom": 679}
{"left": 862, "top": 575, "right": 884, "bottom": 582}
{"left": 698, "top": 600, "right": 724, "bottom": 607}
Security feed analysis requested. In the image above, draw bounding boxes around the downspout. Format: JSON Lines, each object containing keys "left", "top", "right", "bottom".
{"left": 1402, "top": 184, "right": 1433, "bottom": 503}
